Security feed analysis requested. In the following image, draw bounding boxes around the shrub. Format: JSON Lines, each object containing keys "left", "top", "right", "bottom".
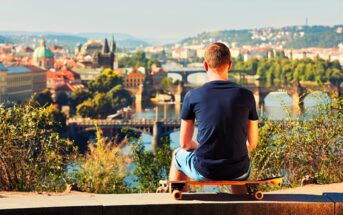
{"left": 0, "top": 103, "right": 76, "bottom": 191}
{"left": 131, "top": 137, "right": 172, "bottom": 193}
{"left": 251, "top": 95, "right": 343, "bottom": 187}
{"left": 74, "top": 127, "right": 131, "bottom": 193}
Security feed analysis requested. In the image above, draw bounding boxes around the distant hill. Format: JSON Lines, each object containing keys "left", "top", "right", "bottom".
{"left": 0, "top": 35, "right": 12, "bottom": 44}
{"left": 77, "top": 32, "right": 149, "bottom": 50}
{"left": 0, "top": 31, "right": 88, "bottom": 48}
{"left": 0, "top": 31, "right": 149, "bottom": 50}
{"left": 178, "top": 25, "right": 343, "bottom": 49}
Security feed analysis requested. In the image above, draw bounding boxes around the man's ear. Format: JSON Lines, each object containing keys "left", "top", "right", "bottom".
{"left": 204, "top": 61, "right": 209, "bottom": 72}
{"left": 228, "top": 61, "right": 232, "bottom": 71}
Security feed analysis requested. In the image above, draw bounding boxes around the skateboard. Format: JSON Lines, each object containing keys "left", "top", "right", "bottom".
{"left": 156, "top": 177, "right": 283, "bottom": 200}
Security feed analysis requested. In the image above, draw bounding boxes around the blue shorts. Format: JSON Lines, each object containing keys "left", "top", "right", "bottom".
{"left": 173, "top": 147, "right": 251, "bottom": 181}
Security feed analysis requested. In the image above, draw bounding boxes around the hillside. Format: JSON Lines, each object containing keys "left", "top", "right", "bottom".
{"left": 0, "top": 31, "right": 149, "bottom": 50}
{"left": 0, "top": 35, "right": 12, "bottom": 44}
{"left": 78, "top": 32, "right": 149, "bottom": 49}
{"left": 179, "top": 25, "right": 343, "bottom": 48}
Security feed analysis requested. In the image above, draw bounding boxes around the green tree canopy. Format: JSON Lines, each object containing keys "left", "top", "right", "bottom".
{"left": 69, "top": 89, "right": 92, "bottom": 110}
{"left": 33, "top": 89, "right": 53, "bottom": 107}
{"left": 55, "top": 92, "right": 69, "bottom": 107}
{"left": 118, "top": 51, "right": 159, "bottom": 72}
{"left": 88, "top": 69, "right": 123, "bottom": 93}
{"left": 106, "top": 85, "right": 133, "bottom": 112}
{"left": 76, "top": 99, "right": 97, "bottom": 118}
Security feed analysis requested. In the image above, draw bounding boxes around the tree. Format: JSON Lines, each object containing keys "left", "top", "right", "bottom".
{"left": 106, "top": 85, "right": 133, "bottom": 112}
{"left": 55, "top": 92, "right": 69, "bottom": 107}
{"left": 118, "top": 51, "right": 159, "bottom": 72}
{"left": 160, "top": 77, "right": 176, "bottom": 92}
{"left": 47, "top": 105, "right": 67, "bottom": 133}
{"left": 294, "top": 63, "right": 305, "bottom": 81}
{"left": 328, "top": 68, "right": 343, "bottom": 86}
{"left": 33, "top": 89, "right": 53, "bottom": 107}
{"left": 70, "top": 89, "right": 92, "bottom": 110}
{"left": 77, "top": 99, "right": 97, "bottom": 118}
{"left": 93, "top": 92, "right": 113, "bottom": 117}
{"left": 304, "top": 64, "right": 315, "bottom": 81}
{"left": 88, "top": 69, "right": 123, "bottom": 93}
{"left": 132, "top": 139, "right": 172, "bottom": 192}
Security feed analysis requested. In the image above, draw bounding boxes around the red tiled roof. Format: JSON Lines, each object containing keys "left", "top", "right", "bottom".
{"left": 56, "top": 83, "right": 85, "bottom": 92}
{"left": 46, "top": 67, "right": 81, "bottom": 81}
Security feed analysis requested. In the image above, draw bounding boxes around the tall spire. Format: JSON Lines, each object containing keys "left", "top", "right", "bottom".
{"left": 110, "top": 35, "right": 116, "bottom": 53}
{"left": 102, "top": 38, "right": 110, "bottom": 53}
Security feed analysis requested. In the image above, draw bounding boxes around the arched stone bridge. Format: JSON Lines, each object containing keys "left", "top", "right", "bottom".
{"left": 67, "top": 118, "right": 182, "bottom": 152}
{"left": 167, "top": 68, "right": 255, "bottom": 85}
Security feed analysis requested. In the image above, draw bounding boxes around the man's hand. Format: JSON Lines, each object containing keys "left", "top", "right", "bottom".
{"left": 247, "top": 120, "right": 258, "bottom": 152}
{"left": 180, "top": 119, "right": 198, "bottom": 150}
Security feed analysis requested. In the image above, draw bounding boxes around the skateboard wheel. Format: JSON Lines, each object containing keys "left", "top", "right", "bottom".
{"left": 172, "top": 190, "right": 182, "bottom": 200}
{"left": 253, "top": 191, "right": 264, "bottom": 200}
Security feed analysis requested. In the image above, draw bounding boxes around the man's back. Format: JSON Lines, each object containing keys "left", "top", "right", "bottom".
{"left": 169, "top": 42, "right": 259, "bottom": 188}
{"left": 181, "top": 80, "right": 258, "bottom": 180}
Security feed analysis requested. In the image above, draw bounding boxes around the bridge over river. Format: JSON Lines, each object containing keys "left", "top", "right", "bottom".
{"left": 68, "top": 118, "right": 182, "bottom": 153}
{"left": 167, "top": 68, "right": 254, "bottom": 85}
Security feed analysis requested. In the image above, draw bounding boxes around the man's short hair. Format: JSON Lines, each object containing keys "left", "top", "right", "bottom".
{"left": 204, "top": 42, "right": 231, "bottom": 69}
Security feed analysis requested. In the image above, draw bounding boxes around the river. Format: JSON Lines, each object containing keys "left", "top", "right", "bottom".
{"left": 131, "top": 73, "right": 331, "bottom": 150}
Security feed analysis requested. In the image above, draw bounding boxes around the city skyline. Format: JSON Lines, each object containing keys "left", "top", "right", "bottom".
{"left": 1, "top": 0, "right": 343, "bottom": 43}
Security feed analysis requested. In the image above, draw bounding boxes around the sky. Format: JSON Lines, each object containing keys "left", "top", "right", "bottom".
{"left": 1, "top": 0, "right": 342, "bottom": 42}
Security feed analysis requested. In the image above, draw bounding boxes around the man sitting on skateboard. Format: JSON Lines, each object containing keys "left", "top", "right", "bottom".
{"left": 169, "top": 42, "right": 259, "bottom": 193}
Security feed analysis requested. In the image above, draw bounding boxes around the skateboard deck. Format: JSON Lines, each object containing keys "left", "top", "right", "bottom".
{"left": 156, "top": 177, "right": 283, "bottom": 200}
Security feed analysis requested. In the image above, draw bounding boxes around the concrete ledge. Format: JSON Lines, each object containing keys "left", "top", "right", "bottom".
{"left": 0, "top": 193, "right": 342, "bottom": 215}
{"left": 324, "top": 193, "right": 343, "bottom": 215}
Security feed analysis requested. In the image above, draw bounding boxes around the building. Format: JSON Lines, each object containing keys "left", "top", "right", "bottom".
{"left": 28, "top": 66, "right": 47, "bottom": 93}
{"left": 92, "top": 37, "right": 116, "bottom": 69}
{"left": 75, "top": 40, "right": 103, "bottom": 57}
{"left": 76, "top": 37, "right": 116, "bottom": 69}
{"left": 125, "top": 68, "right": 145, "bottom": 88}
{"left": 46, "top": 67, "right": 84, "bottom": 99}
{"left": 172, "top": 48, "right": 197, "bottom": 59}
{"left": 0, "top": 63, "right": 6, "bottom": 102}
{"left": 0, "top": 62, "right": 46, "bottom": 103}
{"left": 33, "top": 40, "right": 55, "bottom": 70}
{"left": 72, "top": 67, "right": 102, "bottom": 84}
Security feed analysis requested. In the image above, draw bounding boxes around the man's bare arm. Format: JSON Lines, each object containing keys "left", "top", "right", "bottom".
{"left": 247, "top": 120, "right": 258, "bottom": 152}
{"left": 180, "top": 119, "right": 198, "bottom": 150}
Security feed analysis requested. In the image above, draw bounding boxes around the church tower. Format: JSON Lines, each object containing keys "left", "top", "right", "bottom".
{"left": 102, "top": 38, "right": 110, "bottom": 53}
{"left": 110, "top": 35, "right": 116, "bottom": 53}
{"left": 92, "top": 37, "right": 116, "bottom": 69}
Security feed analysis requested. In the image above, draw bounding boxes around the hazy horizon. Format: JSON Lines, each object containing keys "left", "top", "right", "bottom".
{"left": 1, "top": 0, "right": 343, "bottom": 43}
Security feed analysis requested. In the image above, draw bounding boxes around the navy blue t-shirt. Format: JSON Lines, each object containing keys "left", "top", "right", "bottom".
{"left": 181, "top": 80, "right": 258, "bottom": 180}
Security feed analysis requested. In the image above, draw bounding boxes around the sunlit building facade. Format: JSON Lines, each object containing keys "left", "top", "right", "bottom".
{"left": 125, "top": 68, "right": 145, "bottom": 88}
{"left": 0, "top": 62, "right": 46, "bottom": 102}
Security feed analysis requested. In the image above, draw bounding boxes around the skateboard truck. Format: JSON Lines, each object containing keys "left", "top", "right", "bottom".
{"left": 157, "top": 177, "right": 283, "bottom": 200}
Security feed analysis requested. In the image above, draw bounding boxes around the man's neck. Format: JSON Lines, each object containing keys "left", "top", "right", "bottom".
{"left": 207, "top": 69, "right": 228, "bottom": 82}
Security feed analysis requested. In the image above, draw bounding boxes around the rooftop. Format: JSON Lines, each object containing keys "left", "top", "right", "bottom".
{"left": 6, "top": 66, "right": 31, "bottom": 74}
{"left": 0, "top": 62, "right": 7, "bottom": 71}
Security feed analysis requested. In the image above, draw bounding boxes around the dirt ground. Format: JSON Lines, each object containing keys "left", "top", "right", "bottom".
{"left": 1, "top": 183, "right": 342, "bottom": 198}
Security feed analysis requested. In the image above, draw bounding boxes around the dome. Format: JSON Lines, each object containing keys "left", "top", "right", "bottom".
{"left": 33, "top": 40, "right": 54, "bottom": 59}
